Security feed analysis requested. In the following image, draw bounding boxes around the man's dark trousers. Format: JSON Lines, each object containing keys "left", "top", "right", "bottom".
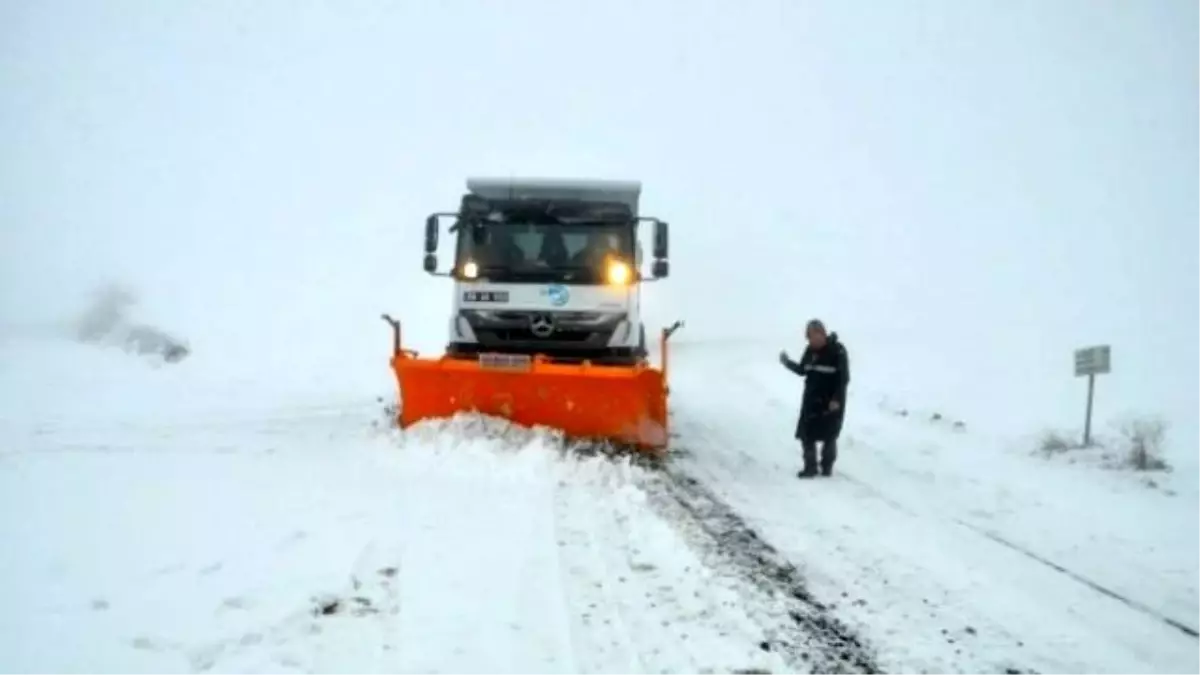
{"left": 796, "top": 404, "right": 845, "bottom": 475}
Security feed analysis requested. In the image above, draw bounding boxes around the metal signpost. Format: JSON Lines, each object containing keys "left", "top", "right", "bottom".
{"left": 1074, "top": 345, "right": 1111, "bottom": 446}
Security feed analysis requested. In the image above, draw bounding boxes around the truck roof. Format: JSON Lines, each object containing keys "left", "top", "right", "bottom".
{"left": 466, "top": 177, "right": 641, "bottom": 213}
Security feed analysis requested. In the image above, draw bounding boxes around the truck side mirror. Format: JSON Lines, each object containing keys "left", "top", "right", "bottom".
{"left": 653, "top": 220, "right": 669, "bottom": 259}
{"left": 652, "top": 259, "right": 669, "bottom": 279}
{"left": 424, "top": 215, "right": 439, "bottom": 253}
{"left": 423, "top": 253, "right": 438, "bottom": 273}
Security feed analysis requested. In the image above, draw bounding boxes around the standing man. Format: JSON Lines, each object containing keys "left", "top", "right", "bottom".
{"left": 779, "top": 319, "right": 850, "bottom": 478}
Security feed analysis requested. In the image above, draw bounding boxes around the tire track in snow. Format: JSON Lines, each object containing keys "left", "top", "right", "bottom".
{"left": 549, "top": 456, "right": 789, "bottom": 674}
{"left": 624, "top": 455, "right": 881, "bottom": 674}
{"left": 836, "top": 468, "right": 1200, "bottom": 640}
{"left": 550, "top": 472, "right": 643, "bottom": 672}
{"left": 955, "top": 520, "right": 1200, "bottom": 640}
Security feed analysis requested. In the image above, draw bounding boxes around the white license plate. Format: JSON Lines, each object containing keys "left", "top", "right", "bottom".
{"left": 478, "top": 353, "right": 533, "bottom": 371}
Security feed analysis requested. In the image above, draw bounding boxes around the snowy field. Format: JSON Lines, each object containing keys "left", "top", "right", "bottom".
{"left": 2, "top": 1, "right": 1196, "bottom": 673}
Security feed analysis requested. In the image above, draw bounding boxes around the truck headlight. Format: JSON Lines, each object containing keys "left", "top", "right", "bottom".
{"left": 606, "top": 260, "right": 631, "bottom": 285}
{"left": 462, "top": 261, "right": 479, "bottom": 279}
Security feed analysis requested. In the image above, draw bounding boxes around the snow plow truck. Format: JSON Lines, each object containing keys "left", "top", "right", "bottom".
{"left": 383, "top": 177, "right": 680, "bottom": 454}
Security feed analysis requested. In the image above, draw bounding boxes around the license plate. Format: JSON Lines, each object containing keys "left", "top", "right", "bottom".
{"left": 463, "top": 290, "right": 510, "bottom": 303}
{"left": 478, "top": 353, "right": 533, "bottom": 371}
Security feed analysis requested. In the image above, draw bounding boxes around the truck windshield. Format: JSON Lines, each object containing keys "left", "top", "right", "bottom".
{"left": 456, "top": 222, "right": 633, "bottom": 283}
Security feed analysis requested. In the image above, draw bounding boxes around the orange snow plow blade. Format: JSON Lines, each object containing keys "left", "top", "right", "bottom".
{"left": 382, "top": 315, "right": 680, "bottom": 454}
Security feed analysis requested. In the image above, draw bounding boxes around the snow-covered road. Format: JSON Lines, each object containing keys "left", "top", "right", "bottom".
{"left": 667, "top": 339, "right": 1199, "bottom": 674}
{"left": 0, "top": 346, "right": 870, "bottom": 673}
{"left": 1, "top": 338, "right": 1196, "bottom": 673}
{"left": 0, "top": 415, "right": 791, "bottom": 673}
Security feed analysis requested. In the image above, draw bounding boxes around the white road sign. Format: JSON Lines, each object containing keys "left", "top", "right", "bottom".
{"left": 1074, "top": 345, "right": 1111, "bottom": 377}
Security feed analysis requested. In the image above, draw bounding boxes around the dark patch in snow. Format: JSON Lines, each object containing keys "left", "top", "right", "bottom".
{"left": 375, "top": 396, "right": 400, "bottom": 429}
{"left": 154, "top": 562, "right": 186, "bottom": 576}
{"left": 875, "top": 397, "right": 966, "bottom": 431}
{"left": 221, "top": 596, "right": 248, "bottom": 611}
{"left": 308, "top": 562, "right": 402, "bottom": 626}
{"left": 238, "top": 632, "right": 263, "bottom": 646}
{"left": 654, "top": 469, "right": 880, "bottom": 674}
{"left": 312, "top": 595, "right": 378, "bottom": 617}
{"left": 72, "top": 283, "right": 191, "bottom": 365}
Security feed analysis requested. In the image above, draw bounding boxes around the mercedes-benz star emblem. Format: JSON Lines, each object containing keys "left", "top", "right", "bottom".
{"left": 530, "top": 314, "right": 555, "bottom": 338}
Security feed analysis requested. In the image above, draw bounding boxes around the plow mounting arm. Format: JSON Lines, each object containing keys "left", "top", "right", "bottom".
{"left": 381, "top": 314, "right": 418, "bottom": 358}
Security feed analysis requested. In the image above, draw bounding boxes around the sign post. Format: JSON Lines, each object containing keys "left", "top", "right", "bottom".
{"left": 1073, "top": 345, "right": 1111, "bottom": 446}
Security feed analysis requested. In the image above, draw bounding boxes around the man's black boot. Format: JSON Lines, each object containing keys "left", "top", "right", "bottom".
{"left": 821, "top": 439, "right": 838, "bottom": 477}
{"left": 799, "top": 440, "right": 819, "bottom": 478}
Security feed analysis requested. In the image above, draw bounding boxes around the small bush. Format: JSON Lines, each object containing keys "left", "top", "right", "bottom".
{"left": 1038, "top": 430, "right": 1077, "bottom": 455}
{"left": 1117, "top": 417, "right": 1170, "bottom": 472}
{"left": 71, "top": 283, "right": 189, "bottom": 364}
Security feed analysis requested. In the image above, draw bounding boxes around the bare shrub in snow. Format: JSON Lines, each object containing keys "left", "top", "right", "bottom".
{"left": 72, "top": 283, "right": 190, "bottom": 364}
{"left": 1038, "top": 430, "right": 1077, "bottom": 456}
{"left": 1035, "top": 418, "right": 1172, "bottom": 483}
{"left": 1116, "top": 417, "right": 1170, "bottom": 472}
{"left": 75, "top": 283, "right": 137, "bottom": 343}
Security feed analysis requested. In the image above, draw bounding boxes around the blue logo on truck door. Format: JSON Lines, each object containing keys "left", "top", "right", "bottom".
{"left": 545, "top": 284, "right": 569, "bottom": 307}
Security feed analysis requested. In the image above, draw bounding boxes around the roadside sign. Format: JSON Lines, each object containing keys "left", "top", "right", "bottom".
{"left": 1073, "top": 344, "right": 1112, "bottom": 446}
{"left": 1074, "top": 345, "right": 1111, "bottom": 377}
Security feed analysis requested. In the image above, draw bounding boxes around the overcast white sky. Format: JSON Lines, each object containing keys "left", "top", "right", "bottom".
{"left": 1, "top": 1, "right": 1195, "bottom": 450}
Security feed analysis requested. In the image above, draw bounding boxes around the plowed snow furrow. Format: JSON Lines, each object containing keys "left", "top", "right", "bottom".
{"left": 645, "top": 469, "right": 880, "bottom": 674}
{"left": 555, "top": 477, "right": 647, "bottom": 672}
{"left": 550, "top": 457, "right": 792, "bottom": 674}
{"left": 552, "top": 487, "right": 639, "bottom": 673}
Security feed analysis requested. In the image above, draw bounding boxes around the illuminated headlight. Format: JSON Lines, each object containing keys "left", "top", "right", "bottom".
{"left": 606, "top": 260, "right": 631, "bottom": 285}
{"left": 462, "top": 261, "right": 479, "bottom": 279}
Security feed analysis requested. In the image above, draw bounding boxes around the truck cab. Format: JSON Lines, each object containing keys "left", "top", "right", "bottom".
{"left": 422, "top": 177, "right": 670, "bottom": 366}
